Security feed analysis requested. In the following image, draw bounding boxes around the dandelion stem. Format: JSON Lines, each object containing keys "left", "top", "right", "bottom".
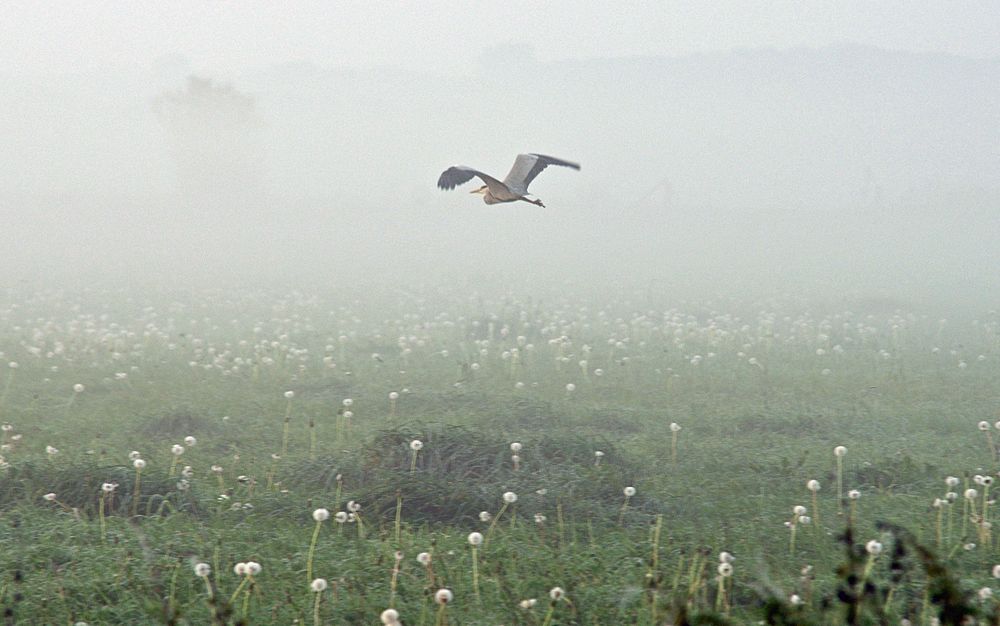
{"left": 281, "top": 397, "right": 293, "bottom": 457}
{"left": 306, "top": 519, "right": 323, "bottom": 584}
{"left": 131, "top": 469, "right": 142, "bottom": 517}
{"left": 202, "top": 576, "right": 220, "bottom": 624}
{"left": 471, "top": 545, "right": 480, "bottom": 602}
{"left": 312, "top": 588, "right": 323, "bottom": 626}
{"left": 309, "top": 418, "right": 316, "bottom": 461}
{"left": 540, "top": 602, "right": 556, "bottom": 626}
{"left": 434, "top": 602, "right": 448, "bottom": 626}
{"left": 836, "top": 456, "right": 844, "bottom": 514}
{"left": 618, "top": 495, "right": 631, "bottom": 525}
{"left": 484, "top": 502, "right": 509, "bottom": 546}
{"left": 228, "top": 577, "right": 249, "bottom": 606}
{"left": 98, "top": 492, "right": 107, "bottom": 542}
{"left": 394, "top": 491, "right": 403, "bottom": 544}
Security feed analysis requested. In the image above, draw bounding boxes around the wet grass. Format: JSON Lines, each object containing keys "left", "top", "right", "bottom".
{"left": 0, "top": 286, "right": 997, "bottom": 624}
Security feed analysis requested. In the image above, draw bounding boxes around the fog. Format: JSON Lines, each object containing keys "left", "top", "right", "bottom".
{"left": 1, "top": 13, "right": 998, "bottom": 309}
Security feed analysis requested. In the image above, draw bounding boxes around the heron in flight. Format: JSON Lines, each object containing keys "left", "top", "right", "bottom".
{"left": 437, "top": 153, "right": 580, "bottom": 207}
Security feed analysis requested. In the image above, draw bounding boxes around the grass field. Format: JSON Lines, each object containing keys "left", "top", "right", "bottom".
{"left": 0, "top": 285, "right": 997, "bottom": 624}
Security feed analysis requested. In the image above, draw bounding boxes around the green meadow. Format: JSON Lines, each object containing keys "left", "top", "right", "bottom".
{"left": 0, "top": 286, "right": 997, "bottom": 624}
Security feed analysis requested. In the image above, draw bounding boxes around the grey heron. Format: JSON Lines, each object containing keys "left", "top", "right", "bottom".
{"left": 437, "top": 153, "right": 580, "bottom": 207}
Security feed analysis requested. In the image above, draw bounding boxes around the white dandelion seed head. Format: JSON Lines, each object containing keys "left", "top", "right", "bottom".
{"left": 434, "top": 588, "right": 453, "bottom": 604}
{"left": 313, "top": 508, "right": 330, "bottom": 522}
{"left": 992, "top": 564, "right": 1000, "bottom": 579}
{"left": 719, "top": 551, "right": 734, "bottom": 563}
{"left": 594, "top": 368, "right": 604, "bottom": 376}
{"left": 101, "top": 482, "right": 117, "bottom": 493}
{"left": 379, "top": 608, "right": 400, "bottom": 624}
{"left": 565, "top": 383, "right": 576, "bottom": 392}
{"left": 284, "top": 390, "right": 295, "bottom": 399}
{"left": 979, "top": 587, "right": 993, "bottom": 600}
{"left": 194, "top": 562, "right": 211, "bottom": 577}
{"left": 416, "top": 552, "right": 432, "bottom": 565}
{"left": 311, "top": 578, "right": 328, "bottom": 592}
{"left": 670, "top": 422, "right": 681, "bottom": 432}
{"left": 73, "top": 383, "right": 85, "bottom": 393}
{"left": 534, "top": 513, "right": 547, "bottom": 524}
{"left": 789, "top": 594, "right": 804, "bottom": 606}
{"left": 211, "top": 465, "right": 223, "bottom": 474}
{"left": 965, "top": 542, "right": 977, "bottom": 551}
{"left": 848, "top": 489, "right": 861, "bottom": 500}
{"left": 410, "top": 439, "right": 423, "bottom": 451}
{"left": 865, "top": 540, "right": 883, "bottom": 555}
{"left": 233, "top": 562, "right": 247, "bottom": 576}
{"left": 133, "top": 458, "right": 146, "bottom": 470}
{"left": 980, "top": 421, "right": 991, "bottom": 431}
{"left": 389, "top": 391, "right": 399, "bottom": 400}
{"left": 503, "top": 491, "right": 517, "bottom": 504}
{"left": 510, "top": 442, "right": 522, "bottom": 453}
{"left": 806, "top": 479, "right": 820, "bottom": 492}
{"left": 966, "top": 489, "right": 979, "bottom": 500}
{"left": 511, "top": 454, "right": 521, "bottom": 464}
{"left": 467, "top": 532, "right": 483, "bottom": 546}
{"left": 184, "top": 436, "right": 197, "bottom": 447}
{"left": 43, "top": 492, "right": 57, "bottom": 501}
{"left": 347, "top": 500, "right": 361, "bottom": 513}
{"left": 128, "top": 450, "right": 141, "bottom": 461}
{"left": 549, "top": 586, "right": 565, "bottom": 601}
{"left": 245, "top": 561, "right": 261, "bottom": 576}
{"left": 342, "top": 398, "right": 353, "bottom": 407}
{"left": 519, "top": 598, "right": 537, "bottom": 609}
{"left": 834, "top": 446, "right": 847, "bottom": 457}
{"left": 793, "top": 505, "right": 807, "bottom": 516}
{"left": 334, "top": 511, "right": 348, "bottom": 523}
{"left": 946, "top": 476, "right": 960, "bottom": 487}
{"left": 594, "top": 450, "right": 605, "bottom": 458}
{"left": 717, "top": 562, "right": 733, "bottom": 577}
{"left": 623, "top": 486, "right": 636, "bottom": 497}
{"left": 343, "top": 411, "right": 353, "bottom": 419}
{"left": 479, "top": 511, "right": 492, "bottom": 522}
{"left": 46, "top": 445, "right": 59, "bottom": 455}
{"left": 171, "top": 444, "right": 184, "bottom": 456}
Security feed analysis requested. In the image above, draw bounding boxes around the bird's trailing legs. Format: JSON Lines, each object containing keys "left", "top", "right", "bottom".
{"left": 521, "top": 196, "right": 545, "bottom": 208}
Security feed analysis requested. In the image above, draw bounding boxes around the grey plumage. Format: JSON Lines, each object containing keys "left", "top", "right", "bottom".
{"left": 437, "top": 153, "right": 580, "bottom": 207}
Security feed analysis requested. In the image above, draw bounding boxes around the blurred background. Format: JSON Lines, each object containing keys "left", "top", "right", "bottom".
{"left": 0, "top": 2, "right": 997, "bottom": 307}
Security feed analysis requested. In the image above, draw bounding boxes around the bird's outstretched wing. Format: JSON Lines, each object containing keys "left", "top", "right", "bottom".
{"left": 503, "top": 153, "right": 580, "bottom": 194}
{"left": 437, "top": 166, "right": 507, "bottom": 192}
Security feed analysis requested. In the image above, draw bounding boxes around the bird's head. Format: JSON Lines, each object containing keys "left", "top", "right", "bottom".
{"left": 470, "top": 185, "right": 487, "bottom": 195}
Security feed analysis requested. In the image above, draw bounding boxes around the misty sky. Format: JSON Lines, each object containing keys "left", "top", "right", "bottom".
{"left": 2, "top": 1, "right": 998, "bottom": 76}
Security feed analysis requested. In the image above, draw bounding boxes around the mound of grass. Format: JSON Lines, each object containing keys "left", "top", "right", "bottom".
{"left": 0, "top": 460, "right": 200, "bottom": 517}
{"left": 284, "top": 423, "right": 655, "bottom": 525}
{"left": 135, "top": 407, "right": 225, "bottom": 440}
